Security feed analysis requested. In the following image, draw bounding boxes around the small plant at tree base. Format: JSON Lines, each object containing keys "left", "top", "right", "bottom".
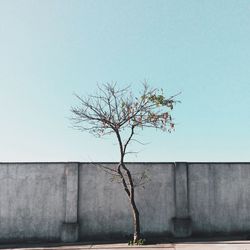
{"left": 70, "top": 81, "right": 180, "bottom": 242}
{"left": 128, "top": 238, "right": 146, "bottom": 245}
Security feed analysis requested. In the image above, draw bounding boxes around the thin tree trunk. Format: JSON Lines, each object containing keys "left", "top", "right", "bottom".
{"left": 115, "top": 129, "right": 141, "bottom": 242}
{"left": 131, "top": 197, "right": 140, "bottom": 241}
{"left": 121, "top": 163, "right": 141, "bottom": 241}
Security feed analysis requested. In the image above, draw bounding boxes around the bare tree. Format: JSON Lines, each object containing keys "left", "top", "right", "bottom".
{"left": 70, "top": 82, "right": 180, "bottom": 243}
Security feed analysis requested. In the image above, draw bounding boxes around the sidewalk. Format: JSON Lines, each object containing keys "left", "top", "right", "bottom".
{"left": 1, "top": 240, "right": 250, "bottom": 250}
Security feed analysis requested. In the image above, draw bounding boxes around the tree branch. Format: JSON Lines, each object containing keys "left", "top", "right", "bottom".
{"left": 123, "top": 125, "right": 135, "bottom": 153}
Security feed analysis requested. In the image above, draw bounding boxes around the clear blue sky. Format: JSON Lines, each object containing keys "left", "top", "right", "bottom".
{"left": 0, "top": 0, "right": 249, "bottom": 162}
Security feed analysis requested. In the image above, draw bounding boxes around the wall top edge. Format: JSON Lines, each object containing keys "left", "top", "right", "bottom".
{"left": 0, "top": 161, "right": 250, "bottom": 164}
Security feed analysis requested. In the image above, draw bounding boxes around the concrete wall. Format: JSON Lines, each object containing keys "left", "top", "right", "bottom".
{"left": 78, "top": 163, "right": 175, "bottom": 240}
{"left": 0, "top": 162, "right": 250, "bottom": 243}
{"left": 0, "top": 163, "right": 66, "bottom": 242}
{"left": 189, "top": 163, "right": 250, "bottom": 235}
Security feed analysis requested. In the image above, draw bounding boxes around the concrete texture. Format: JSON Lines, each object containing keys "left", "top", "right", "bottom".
{"left": 1, "top": 162, "right": 250, "bottom": 243}
{"left": 188, "top": 163, "right": 250, "bottom": 235}
{"left": 172, "top": 162, "right": 192, "bottom": 237}
{"left": 61, "top": 223, "right": 79, "bottom": 243}
{"left": 0, "top": 163, "right": 66, "bottom": 242}
{"left": 61, "top": 163, "right": 79, "bottom": 242}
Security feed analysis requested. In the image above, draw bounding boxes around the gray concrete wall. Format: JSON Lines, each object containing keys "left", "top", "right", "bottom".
{"left": 188, "top": 163, "right": 250, "bottom": 235}
{"left": 0, "top": 162, "right": 250, "bottom": 242}
{"left": 78, "top": 163, "right": 175, "bottom": 240}
{"left": 0, "top": 163, "right": 66, "bottom": 242}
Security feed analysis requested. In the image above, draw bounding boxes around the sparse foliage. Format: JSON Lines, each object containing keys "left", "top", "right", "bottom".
{"left": 70, "top": 81, "right": 180, "bottom": 242}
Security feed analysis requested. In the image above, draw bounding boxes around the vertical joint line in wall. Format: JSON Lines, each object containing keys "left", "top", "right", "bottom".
{"left": 64, "top": 164, "right": 68, "bottom": 223}
{"left": 186, "top": 162, "right": 190, "bottom": 216}
{"left": 173, "top": 162, "right": 177, "bottom": 218}
{"left": 77, "top": 162, "right": 80, "bottom": 223}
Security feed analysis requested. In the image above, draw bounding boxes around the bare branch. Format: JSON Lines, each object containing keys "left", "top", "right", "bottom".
{"left": 88, "top": 162, "right": 120, "bottom": 177}
{"left": 123, "top": 125, "right": 135, "bottom": 153}
{"left": 130, "top": 139, "right": 150, "bottom": 146}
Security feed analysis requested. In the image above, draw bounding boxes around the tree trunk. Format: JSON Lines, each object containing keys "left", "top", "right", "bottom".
{"left": 131, "top": 198, "right": 140, "bottom": 241}
{"left": 121, "top": 163, "right": 141, "bottom": 242}
{"left": 116, "top": 125, "right": 141, "bottom": 242}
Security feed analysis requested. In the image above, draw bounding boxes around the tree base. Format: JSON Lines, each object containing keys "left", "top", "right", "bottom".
{"left": 128, "top": 238, "right": 146, "bottom": 245}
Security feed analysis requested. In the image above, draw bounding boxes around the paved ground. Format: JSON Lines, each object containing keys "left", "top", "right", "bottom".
{"left": 2, "top": 241, "right": 250, "bottom": 250}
